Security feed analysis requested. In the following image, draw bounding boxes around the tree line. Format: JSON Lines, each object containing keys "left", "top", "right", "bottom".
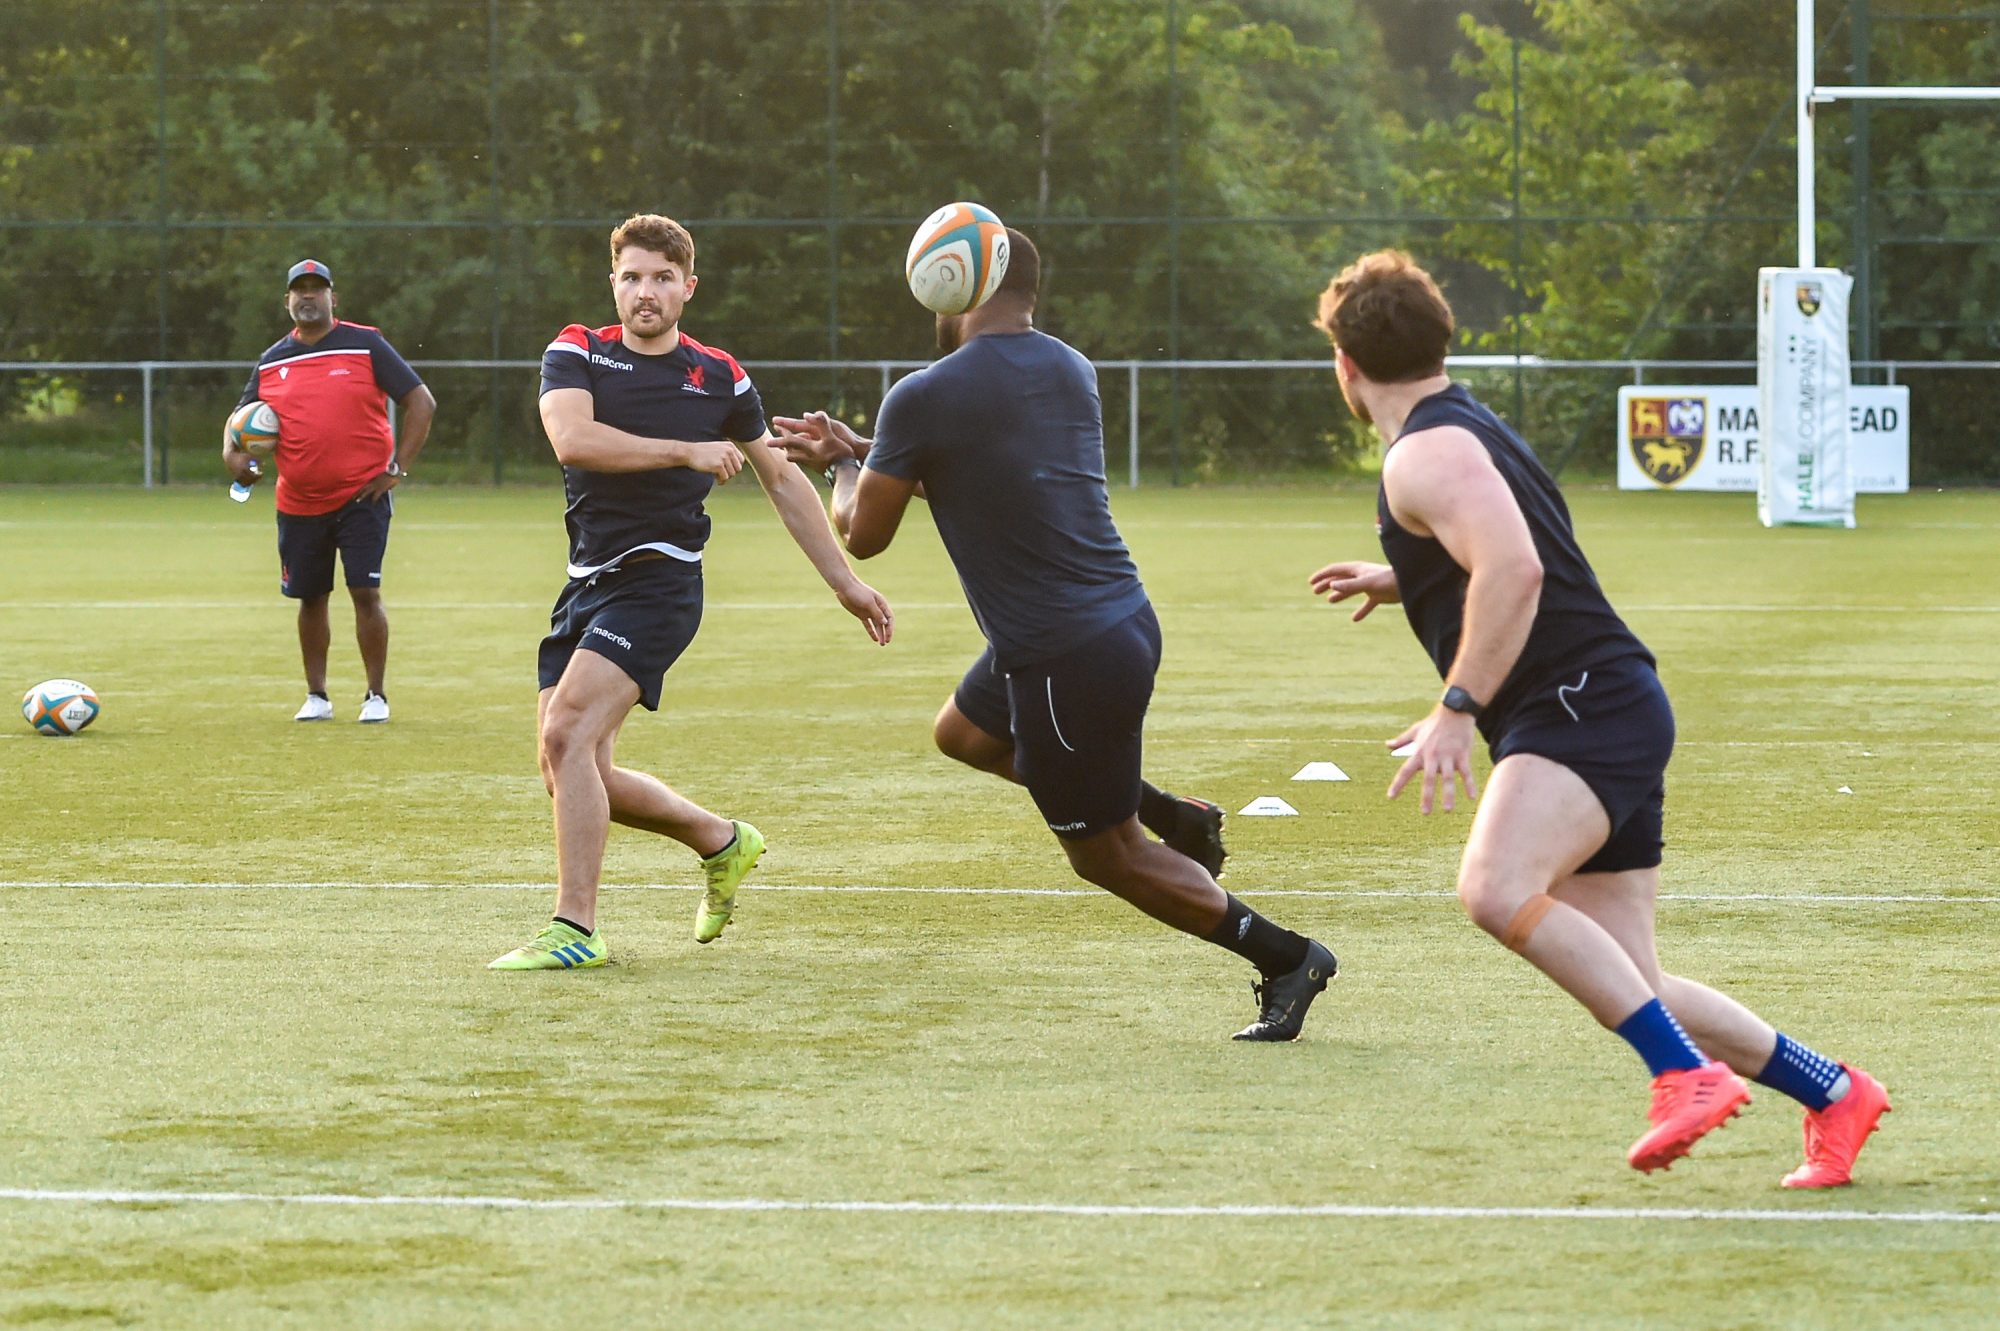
{"left": 2, "top": 0, "right": 1995, "bottom": 480}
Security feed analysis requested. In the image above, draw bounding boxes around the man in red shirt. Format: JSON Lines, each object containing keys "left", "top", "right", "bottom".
{"left": 223, "top": 260, "right": 437, "bottom": 723}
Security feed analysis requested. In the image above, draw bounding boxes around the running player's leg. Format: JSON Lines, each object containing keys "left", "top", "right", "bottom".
{"left": 1553, "top": 868, "right": 1889, "bottom": 1185}
{"left": 1014, "top": 608, "right": 1326, "bottom": 1037}
{"left": 572, "top": 558, "right": 754, "bottom": 941}
{"left": 1549, "top": 867, "right": 1779, "bottom": 1071}
{"left": 537, "top": 650, "right": 640, "bottom": 932}
{"left": 1459, "top": 754, "right": 1663, "bottom": 1025}
{"left": 1467, "top": 754, "right": 1750, "bottom": 1170}
{"left": 937, "top": 650, "right": 1227, "bottom": 874}
{"left": 604, "top": 754, "right": 733, "bottom": 855}
{"left": 934, "top": 694, "right": 1017, "bottom": 781}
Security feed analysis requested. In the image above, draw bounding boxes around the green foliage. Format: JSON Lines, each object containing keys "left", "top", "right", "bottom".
{"left": 0, "top": 0, "right": 1396, "bottom": 475}
{"left": 5, "top": 2, "right": 2000, "bottom": 479}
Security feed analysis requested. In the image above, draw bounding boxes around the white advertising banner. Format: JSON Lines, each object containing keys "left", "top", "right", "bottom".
{"left": 1757, "top": 267, "right": 1856, "bottom": 527}
{"left": 1615, "top": 384, "right": 1909, "bottom": 493}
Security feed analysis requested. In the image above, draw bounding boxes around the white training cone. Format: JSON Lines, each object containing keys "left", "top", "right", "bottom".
{"left": 1291, "top": 762, "right": 1349, "bottom": 782}
{"left": 1238, "top": 796, "right": 1299, "bottom": 817}
{"left": 1391, "top": 742, "right": 1416, "bottom": 758}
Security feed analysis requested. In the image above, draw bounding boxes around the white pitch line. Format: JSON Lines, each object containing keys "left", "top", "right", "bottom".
{"left": 0, "top": 1187, "right": 1990, "bottom": 1226}
{"left": 0, "top": 600, "right": 969, "bottom": 613}
{"left": 0, "top": 881, "right": 1992, "bottom": 904}
{"left": 2, "top": 600, "right": 1996, "bottom": 615}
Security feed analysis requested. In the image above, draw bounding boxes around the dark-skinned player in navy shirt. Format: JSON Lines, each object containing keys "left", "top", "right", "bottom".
{"left": 772, "top": 228, "right": 1338, "bottom": 1042}
{"left": 1307, "top": 250, "right": 1887, "bottom": 1182}
{"left": 490, "top": 214, "right": 893, "bottom": 972}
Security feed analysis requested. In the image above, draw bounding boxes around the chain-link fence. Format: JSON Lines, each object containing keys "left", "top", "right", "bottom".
{"left": 3, "top": 355, "right": 1983, "bottom": 488}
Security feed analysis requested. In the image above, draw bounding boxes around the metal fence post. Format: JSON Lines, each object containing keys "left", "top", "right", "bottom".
{"left": 142, "top": 363, "right": 156, "bottom": 488}
{"left": 1128, "top": 363, "right": 1140, "bottom": 488}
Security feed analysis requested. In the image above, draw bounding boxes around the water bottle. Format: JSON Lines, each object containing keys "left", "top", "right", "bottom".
{"left": 229, "top": 459, "right": 261, "bottom": 503}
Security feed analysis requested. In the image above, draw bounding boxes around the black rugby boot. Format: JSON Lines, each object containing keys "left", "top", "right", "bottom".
{"left": 1164, "top": 796, "right": 1229, "bottom": 880}
{"left": 1232, "top": 939, "right": 1338, "bottom": 1042}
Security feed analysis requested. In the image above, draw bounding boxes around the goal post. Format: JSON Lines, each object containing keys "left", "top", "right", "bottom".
{"left": 1765, "top": 0, "right": 2000, "bottom": 526}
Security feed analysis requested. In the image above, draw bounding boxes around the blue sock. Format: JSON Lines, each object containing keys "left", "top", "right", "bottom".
{"left": 1614, "top": 998, "right": 1708, "bottom": 1076}
{"left": 1753, "top": 1033, "right": 1850, "bottom": 1111}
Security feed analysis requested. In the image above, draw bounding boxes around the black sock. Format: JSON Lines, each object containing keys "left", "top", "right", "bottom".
{"left": 309, "top": 690, "right": 329, "bottom": 701}
{"left": 553, "top": 914, "right": 593, "bottom": 936}
{"left": 1202, "top": 894, "right": 1311, "bottom": 976}
{"left": 1137, "top": 782, "right": 1178, "bottom": 838}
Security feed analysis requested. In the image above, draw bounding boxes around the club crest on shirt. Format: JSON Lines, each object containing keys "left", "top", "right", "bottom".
{"left": 683, "top": 364, "right": 707, "bottom": 393}
{"left": 1627, "top": 395, "right": 1706, "bottom": 488}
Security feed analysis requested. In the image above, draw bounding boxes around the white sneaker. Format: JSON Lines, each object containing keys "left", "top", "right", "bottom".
{"left": 358, "top": 692, "right": 390, "bottom": 724}
{"left": 294, "top": 693, "right": 334, "bottom": 722}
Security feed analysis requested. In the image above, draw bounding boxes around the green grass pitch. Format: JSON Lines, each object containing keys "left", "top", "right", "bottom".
{"left": 1, "top": 483, "right": 1996, "bottom": 1328}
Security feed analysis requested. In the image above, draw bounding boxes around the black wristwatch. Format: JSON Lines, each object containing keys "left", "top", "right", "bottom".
{"left": 1441, "top": 685, "right": 1484, "bottom": 718}
{"left": 385, "top": 460, "right": 404, "bottom": 479}
{"left": 822, "top": 457, "right": 860, "bottom": 487}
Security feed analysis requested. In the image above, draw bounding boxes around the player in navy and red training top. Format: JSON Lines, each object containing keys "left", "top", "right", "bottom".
{"left": 488, "top": 213, "right": 893, "bottom": 972}
{"left": 1308, "top": 251, "right": 1888, "bottom": 1184}
{"left": 223, "top": 259, "right": 437, "bottom": 724}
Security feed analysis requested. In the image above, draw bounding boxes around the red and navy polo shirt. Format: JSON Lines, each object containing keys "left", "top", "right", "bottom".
{"left": 539, "top": 324, "right": 767, "bottom": 576}
{"left": 236, "top": 321, "right": 424, "bottom": 516}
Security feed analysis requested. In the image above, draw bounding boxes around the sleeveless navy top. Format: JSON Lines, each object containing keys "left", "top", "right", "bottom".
{"left": 1377, "top": 383, "right": 1653, "bottom": 736}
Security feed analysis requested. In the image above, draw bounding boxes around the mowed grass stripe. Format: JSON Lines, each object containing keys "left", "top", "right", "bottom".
{"left": 1, "top": 1187, "right": 1993, "bottom": 1226}
{"left": 1, "top": 879, "right": 1995, "bottom": 903}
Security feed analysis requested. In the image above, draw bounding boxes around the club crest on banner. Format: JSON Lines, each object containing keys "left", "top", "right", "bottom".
{"left": 1626, "top": 394, "right": 1706, "bottom": 487}
{"left": 1796, "top": 281, "right": 1823, "bottom": 317}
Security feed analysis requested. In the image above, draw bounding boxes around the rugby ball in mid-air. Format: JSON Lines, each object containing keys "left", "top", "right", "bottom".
{"left": 22, "top": 679, "right": 99, "bottom": 736}
{"left": 227, "top": 400, "right": 281, "bottom": 457}
{"left": 905, "top": 202, "right": 1010, "bottom": 315}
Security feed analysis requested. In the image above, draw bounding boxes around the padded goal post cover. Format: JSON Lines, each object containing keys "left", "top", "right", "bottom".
{"left": 1757, "top": 267, "right": 1856, "bottom": 529}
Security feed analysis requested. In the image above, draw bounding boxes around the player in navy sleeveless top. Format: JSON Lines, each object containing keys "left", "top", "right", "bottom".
{"left": 488, "top": 214, "right": 894, "bottom": 974}
{"left": 1308, "top": 251, "right": 1886, "bottom": 1185}
{"left": 772, "top": 229, "right": 1339, "bottom": 1043}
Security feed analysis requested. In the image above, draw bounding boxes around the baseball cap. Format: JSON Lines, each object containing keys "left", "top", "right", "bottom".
{"left": 286, "top": 259, "right": 334, "bottom": 287}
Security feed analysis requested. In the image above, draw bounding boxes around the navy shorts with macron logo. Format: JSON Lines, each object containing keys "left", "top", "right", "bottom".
{"left": 276, "top": 492, "right": 392, "bottom": 601}
{"left": 537, "top": 556, "right": 703, "bottom": 711}
{"left": 1003, "top": 604, "right": 1163, "bottom": 841}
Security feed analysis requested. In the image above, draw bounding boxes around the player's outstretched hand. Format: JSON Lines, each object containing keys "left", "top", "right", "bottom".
{"left": 834, "top": 576, "right": 894, "bottom": 645}
{"left": 771, "top": 411, "right": 869, "bottom": 470}
{"left": 1309, "top": 559, "right": 1401, "bottom": 622}
{"left": 1386, "top": 709, "right": 1480, "bottom": 815}
{"left": 685, "top": 440, "right": 745, "bottom": 483}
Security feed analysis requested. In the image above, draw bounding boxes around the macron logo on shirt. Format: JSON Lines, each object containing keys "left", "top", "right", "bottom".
{"left": 590, "top": 353, "right": 633, "bottom": 372}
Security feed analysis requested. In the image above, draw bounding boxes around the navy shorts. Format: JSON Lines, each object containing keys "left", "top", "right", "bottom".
{"left": 277, "top": 492, "right": 392, "bottom": 600}
{"left": 1491, "top": 656, "right": 1674, "bottom": 874}
{"left": 952, "top": 646, "right": 1013, "bottom": 742}
{"left": 969, "top": 605, "right": 1161, "bottom": 840}
{"left": 537, "top": 557, "right": 703, "bottom": 711}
